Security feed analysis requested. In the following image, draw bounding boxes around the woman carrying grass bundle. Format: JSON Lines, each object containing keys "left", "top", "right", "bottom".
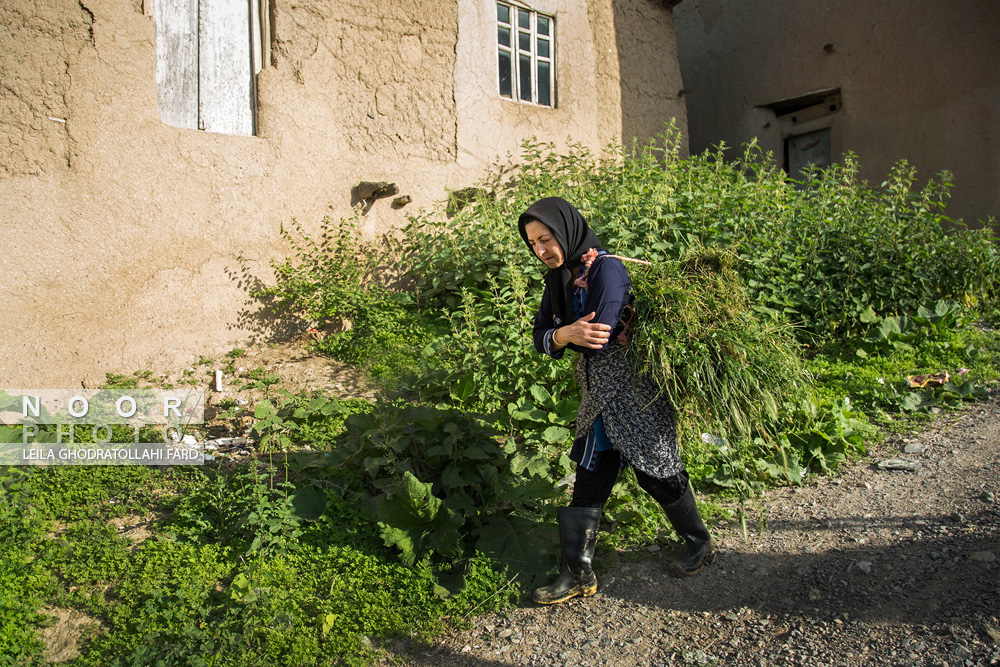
{"left": 518, "top": 197, "right": 713, "bottom": 605}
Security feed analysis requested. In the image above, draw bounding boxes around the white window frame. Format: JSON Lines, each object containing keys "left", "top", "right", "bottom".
{"left": 496, "top": 2, "right": 555, "bottom": 108}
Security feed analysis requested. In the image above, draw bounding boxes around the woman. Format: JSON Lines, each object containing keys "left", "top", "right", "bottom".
{"left": 518, "top": 197, "right": 713, "bottom": 605}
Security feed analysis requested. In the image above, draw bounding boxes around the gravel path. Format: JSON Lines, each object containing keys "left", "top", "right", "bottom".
{"left": 381, "top": 397, "right": 1000, "bottom": 667}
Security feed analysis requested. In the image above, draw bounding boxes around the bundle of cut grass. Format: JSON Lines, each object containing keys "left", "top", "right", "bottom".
{"left": 626, "top": 246, "right": 809, "bottom": 440}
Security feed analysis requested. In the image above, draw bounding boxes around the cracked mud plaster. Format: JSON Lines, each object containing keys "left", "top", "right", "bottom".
{"left": 269, "top": 0, "right": 458, "bottom": 160}
{"left": 0, "top": 0, "right": 94, "bottom": 177}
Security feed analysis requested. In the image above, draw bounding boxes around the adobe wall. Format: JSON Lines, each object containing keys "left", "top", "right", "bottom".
{"left": 0, "top": 0, "right": 687, "bottom": 387}
{"left": 613, "top": 0, "right": 688, "bottom": 151}
{"left": 674, "top": 0, "right": 999, "bottom": 228}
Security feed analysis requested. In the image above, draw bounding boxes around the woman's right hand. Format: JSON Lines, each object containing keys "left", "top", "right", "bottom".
{"left": 552, "top": 312, "right": 611, "bottom": 350}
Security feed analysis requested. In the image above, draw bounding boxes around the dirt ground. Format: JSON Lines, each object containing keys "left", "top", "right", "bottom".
{"left": 129, "top": 342, "right": 1000, "bottom": 666}
{"left": 160, "top": 338, "right": 378, "bottom": 438}
{"left": 214, "top": 338, "right": 378, "bottom": 402}
{"left": 372, "top": 395, "right": 1000, "bottom": 667}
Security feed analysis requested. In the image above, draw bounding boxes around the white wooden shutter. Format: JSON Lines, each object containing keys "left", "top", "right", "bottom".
{"left": 154, "top": 0, "right": 255, "bottom": 136}
{"left": 155, "top": 0, "right": 199, "bottom": 130}
{"left": 199, "top": 0, "right": 254, "bottom": 135}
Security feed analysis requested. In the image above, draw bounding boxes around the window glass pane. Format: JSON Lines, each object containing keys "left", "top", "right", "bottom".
{"left": 518, "top": 8, "right": 529, "bottom": 29}
{"left": 498, "top": 50, "right": 512, "bottom": 97}
{"left": 537, "top": 38, "right": 549, "bottom": 59}
{"left": 519, "top": 54, "right": 531, "bottom": 101}
{"left": 537, "top": 15, "right": 549, "bottom": 36}
{"left": 498, "top": 26, "right": 510, "bottom": 47}
{"left": 518, "top": 31, "right": 531, "bottom": 53}
{"left": 537, "top": 61, "right": 550, "bottom": 106}
{"left": 497, "top": 3, "right": 509, "bottom": 24}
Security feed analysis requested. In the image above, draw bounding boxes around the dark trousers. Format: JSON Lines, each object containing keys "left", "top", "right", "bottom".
{"left": 569, "top": 449, "right": 689, "bottom": 508}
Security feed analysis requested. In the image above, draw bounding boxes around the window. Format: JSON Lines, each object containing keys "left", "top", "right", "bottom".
{"left": 497, "top": 3, "right": 554, "bottom": 107}
{"left": 154, "top": 0, "right": 263, "bottom": 136}
{"left": 759, "top": 89, "right": 841, "bottom": 182}
{"left": 786, "top": 128, "right": 832, "bottom": 181}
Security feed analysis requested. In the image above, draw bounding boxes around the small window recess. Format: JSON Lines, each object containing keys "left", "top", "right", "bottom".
{"left": 759, "top": 88, "right": 841, "bottom": 180}
{"left": 496, "top": 2, "right": 555, "bottom": 108}
{"left": 784, "top": 127, "right": 832, "bottom": 182}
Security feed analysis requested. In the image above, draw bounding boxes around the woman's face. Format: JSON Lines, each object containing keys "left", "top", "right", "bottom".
{"left": 523, "top": 220, "right": 565, "bottom": 269}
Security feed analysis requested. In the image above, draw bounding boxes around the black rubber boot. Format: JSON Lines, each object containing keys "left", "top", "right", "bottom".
{"left": 532, "top": 507, "right": 601, "bottom": 604}
{"left": 662, "top": 484, "right": 714, "bottom": 577}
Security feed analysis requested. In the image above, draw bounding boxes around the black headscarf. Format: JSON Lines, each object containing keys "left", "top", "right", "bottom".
{"left": 518, "top": 197, "right": 603, "bottom": 325}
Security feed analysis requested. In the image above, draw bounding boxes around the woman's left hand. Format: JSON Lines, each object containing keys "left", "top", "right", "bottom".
{"left": 552, "top": 312, "right": 611, "bottom": 350}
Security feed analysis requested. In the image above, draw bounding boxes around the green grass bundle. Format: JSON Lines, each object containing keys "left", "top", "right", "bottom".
{"left": 626, "top": 246, "right": 809, "bottom": 440}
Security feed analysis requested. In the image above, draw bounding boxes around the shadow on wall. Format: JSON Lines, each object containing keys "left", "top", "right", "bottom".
{"left": 225, "top": 261, "right": 306, "bottom": 345}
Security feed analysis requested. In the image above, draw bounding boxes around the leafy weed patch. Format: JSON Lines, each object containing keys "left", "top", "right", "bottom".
{"left": 5, "top": 130, "right": 999, "bottom": 664}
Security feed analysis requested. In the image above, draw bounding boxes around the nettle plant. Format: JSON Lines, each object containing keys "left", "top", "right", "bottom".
{"left": 258, "top": 130, "right": 999, "bottom": 511}
{"left": 307, "top": 402, "right": 563, "bottom": 591}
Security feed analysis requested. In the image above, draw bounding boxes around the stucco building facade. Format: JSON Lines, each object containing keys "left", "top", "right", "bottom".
{"left": 1, "top": 0, "right": 688, "bottom": 387}
{"left": 674, "top": 0, "right": 999, "bottom": 229}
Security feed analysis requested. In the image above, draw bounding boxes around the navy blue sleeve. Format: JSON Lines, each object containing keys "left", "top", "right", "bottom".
{"left": 532, "top": 257, "right": 631, "bottom": 358}
{"left": 576, "top": 256, "right": 631, "bottom": 357}
{"left": 532, "top": 287, "right": 565, "bottom": 359}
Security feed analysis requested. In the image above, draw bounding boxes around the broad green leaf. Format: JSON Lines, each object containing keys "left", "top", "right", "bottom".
{"left": 426, "top": 443, "right": 452, "bottom": 458}
{"left": 879, "top": 316, "right": 904, "bottom": 336}
{"left": 461, "top": 445, "right": 493, "bottom": 460}
{"left": 541, "top": 425, "right": 571, "bottom": 445}
{"left": 378, "top": 471, "right": 464, "bottom": 565}
{"left": 554, "top": 398, "right": 580, "bottom": 421}
{"left": 433, "top": 568, "right": 468, "bottom": 598}
{"left": 379, "top": 524, "right": 416, "bottom": 564}
{"left": 941, "top": 382, "right": 961, "bottom": 396}
{"left": 511, "top": 407, "right": 548, "bottom": 423}
{"left": 321, "top": 613, "right": 338, "bottom": 635}
{"left": 474, "top": 513, "right": 558, "bottom": 588}
{"left": 228, "top": 573, "right": 252, "bottom": 602}
{"left": 440, "top": 464, "right": 467, "bottom": 489}
{"left": 290, "top": 485, "right": 328, "bottom": 522}
{"left": 707, "top": 467, "right": 737, "bottom": 488}
{"left": 442, "top": 491, "right": 476, "bottom": 516}
{"left": 254, "top": 400, "right": 276, "bottom": 419}
{"left": 523, "top": 455, "right": 551, "bottom": 478}
{"left": 449, "top": 374, "right": 476, "bottom": 403}
{"left": 509, "top": 452, "right": 529, "bottom": 475}
{"left": 529, "top": 384, "right": 553, "bottom": 408}
{"left": 321, "top": 399, "right": 347, "bottom": 416}
{"left": 900, "top": 391, "right": 938, "bottom": 412}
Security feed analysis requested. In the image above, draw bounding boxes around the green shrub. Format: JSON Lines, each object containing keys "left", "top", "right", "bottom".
{"left": 1, "top": 462, "right": 518, "bottom": 667}
{"left": 256, "top": 216, "right": 435, "bottom": 380}
{"left": 258, "top": 129, "right": 999, "bottom": 501}
{"left": 166, "top": 464, "right": 302, "bottom": 557}
{"left": 309, "top": 401, "right": 562, "bottom": 589}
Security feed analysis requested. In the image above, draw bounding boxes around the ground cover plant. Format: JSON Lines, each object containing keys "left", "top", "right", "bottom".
{"left": 0, "top": 460, "right": 519, "bottom": 666}
{"left": 4, "top": 131, "right": 999, "bottom": 664}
